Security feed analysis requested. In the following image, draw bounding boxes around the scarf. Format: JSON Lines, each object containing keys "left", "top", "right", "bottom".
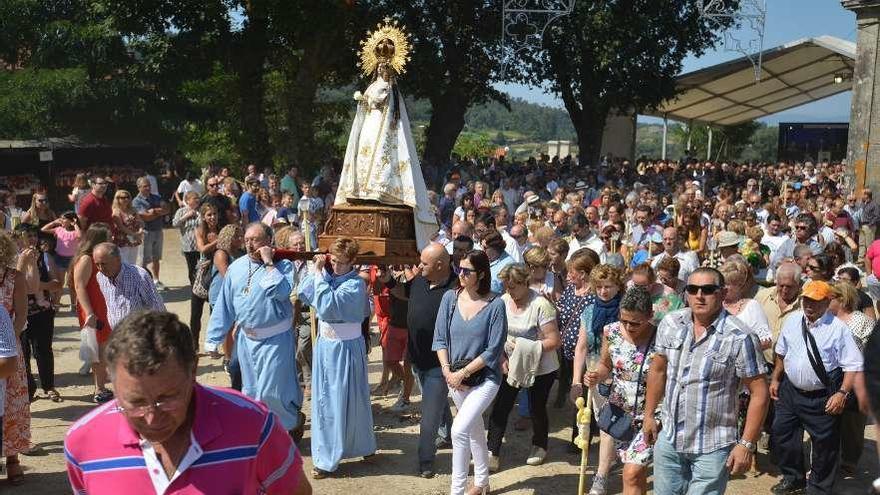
{"left": 590, "top": 293, "right": 621, "bottom": 352}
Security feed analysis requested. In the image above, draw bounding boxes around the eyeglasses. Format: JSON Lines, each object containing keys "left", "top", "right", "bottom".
{"left": 116, "top": 396, "right": 187, "bottom": 418}
{"left": 685, "top": 284, "right": 721, "bottom": 295}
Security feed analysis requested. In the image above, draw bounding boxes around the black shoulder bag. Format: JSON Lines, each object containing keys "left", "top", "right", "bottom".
{"left": 801, "top": 318, "right": 857, "bottom": 410}
{"left": 447, "top": 290, "right": 493, "bottom": 387}
{"left": 597, "top": 330, "right": 656, "bottom": 442}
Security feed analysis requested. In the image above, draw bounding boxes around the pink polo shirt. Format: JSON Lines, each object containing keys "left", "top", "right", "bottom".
{"left": 64, "top": 384, "right": 303, "bottom": 494}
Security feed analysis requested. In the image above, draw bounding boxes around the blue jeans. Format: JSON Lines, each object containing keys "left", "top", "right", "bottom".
{"left": 653, "top": 432, "right": 732, "bottom": 495}
{"left": 413, "top": 366, "right": 452, "bottom": 467}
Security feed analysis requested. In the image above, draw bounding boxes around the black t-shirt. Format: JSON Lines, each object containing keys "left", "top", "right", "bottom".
{"left": 405, "top": 272, "right": 459, "bottom": 371}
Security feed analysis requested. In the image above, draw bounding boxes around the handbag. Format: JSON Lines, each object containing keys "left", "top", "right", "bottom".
{"left": 445, "top": 291, "right": 494, "bottom": 387}
{"left": 192, "top": 257, "right": 214, "bottom": 299}
{"left": 597, "top": 330, "right": 655, "bottom": 442}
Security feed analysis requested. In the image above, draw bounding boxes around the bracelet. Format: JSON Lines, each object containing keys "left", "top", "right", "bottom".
{"left": 441, "top": 363, "right": 451, "bottom": 369}
{"left": 460, "top": 368, "right": 471, "bottom": 378}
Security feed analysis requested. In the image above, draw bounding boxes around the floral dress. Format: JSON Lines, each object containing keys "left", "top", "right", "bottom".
{"left": 0, "top": 268, "right": 31, "bottom": 456}
{"left": 113, "top": 211, "right": 143, "bottom": 248}
{"left": 559, "top": 283, "right": 594, "bottom": 361}
{"left": 605, "top": 322, "right": 657, "bottom": 466}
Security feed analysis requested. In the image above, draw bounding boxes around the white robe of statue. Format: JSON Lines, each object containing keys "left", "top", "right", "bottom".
{"left": 336, "top": 75, "right": 438, "bottom": 250}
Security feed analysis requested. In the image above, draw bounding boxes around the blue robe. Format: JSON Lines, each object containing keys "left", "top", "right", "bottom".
{"left": 205, "top": 256, "right": 303, "bottom": 430}
{"left": 298, "top": 267, "right": 376, "bottom": 472}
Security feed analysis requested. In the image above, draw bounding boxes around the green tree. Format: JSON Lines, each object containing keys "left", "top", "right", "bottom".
{"left": 535, "top": 0, "right": 735, "bottom": 165}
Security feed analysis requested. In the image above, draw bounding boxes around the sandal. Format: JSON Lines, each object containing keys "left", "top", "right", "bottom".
{"left": 311, "top": 468, "right": 329, "bottom": 479}
{"left": 46, "top": 390, "right": 63, "bottom": 403}
{"left": 7, "top": 458, "right": 24, "bottom": 486}
{"left": 94, "top": 389, "right": 114, "bottom": 404}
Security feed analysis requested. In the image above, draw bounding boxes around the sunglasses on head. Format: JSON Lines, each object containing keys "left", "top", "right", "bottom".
{"left": 685, "top": 284, "right": 721, "bottom": 295}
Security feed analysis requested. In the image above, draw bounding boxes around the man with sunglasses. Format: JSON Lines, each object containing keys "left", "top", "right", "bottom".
{"left": 643, "top": 267, "right": 769, "bottom": 495}
{"left": 198, "top": 177, "right": 236, "bottom": 228}
{"left": 65, "top": 311, "right": 312, "bottom": 494}
{"left": 769, "top": 281, "right": 863, "bottom": 494}
{"left": 78, "top": 176, "right": 113, "bottom": 231}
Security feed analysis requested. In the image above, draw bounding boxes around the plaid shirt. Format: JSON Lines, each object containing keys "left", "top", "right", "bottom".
{"left": 97, "top": 263, "right": 165, "bottom": 329}
{"left": 656, "top": 308, "right": 766, "bottom": 454}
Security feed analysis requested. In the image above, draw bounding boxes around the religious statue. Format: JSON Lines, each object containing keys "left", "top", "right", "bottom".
{"left": 336, "top": 19, "right": 438, "bottom": 250}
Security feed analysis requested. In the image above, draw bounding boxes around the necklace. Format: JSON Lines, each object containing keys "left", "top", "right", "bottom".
{"left": 244, "top": 260, "right": 258, "bottom": 294}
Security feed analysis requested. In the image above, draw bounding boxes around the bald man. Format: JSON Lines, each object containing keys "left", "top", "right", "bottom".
{"left": 385, "top": 243, "right": 458, "bottom": 478}
{"left": 446, "top": 221, "right": 474, "bottom": 255}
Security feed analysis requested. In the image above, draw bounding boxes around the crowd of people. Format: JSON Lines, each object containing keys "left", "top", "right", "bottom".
{"left": 0, "top": 153, "right": 878, "bottom": 494}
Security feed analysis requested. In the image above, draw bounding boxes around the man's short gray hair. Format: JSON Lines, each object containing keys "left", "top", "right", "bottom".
{"left": 106, "top": 310, "right": 195, "bottom": 377}
{"left": 776, "top": 262, "right": 802, "bottom": 283}
{"left": 95, "top": 242, "right": 121, "bottom": 259}
{"left": 136, "top": 176, "right": 150, "bottom": 187}
{"left": 620, "top": 286, "right": 653, "bottom": 314}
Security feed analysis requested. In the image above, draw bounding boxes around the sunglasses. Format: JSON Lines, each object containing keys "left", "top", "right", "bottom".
{"left": 36, "top": 199, "right": 47, "bottom": 203}
{"left": 795, "top": 225, "right": 809, "bottom": 230}
{"left": 117, "top": 195, "right": 130, "bottom": 199}
{"left": 807, "top": 264, "right": 820, "bottom": 271}
{"left": 685, "top": 284, "right": 721, "bottom": 295}
{"left": 459, "top": 267, "right": 474, "bottom": 276}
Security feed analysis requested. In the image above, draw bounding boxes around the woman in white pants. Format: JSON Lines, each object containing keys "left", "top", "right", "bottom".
{"left": 433, "top": 250, "right": 507, "bottom": 495}
{"left": 110, "top": 189, "right": 143, "bottom": 264}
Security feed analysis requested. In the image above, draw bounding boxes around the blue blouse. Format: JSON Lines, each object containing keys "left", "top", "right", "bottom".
{"left": 432, "top": 291, "right": 508, "bottom": 383}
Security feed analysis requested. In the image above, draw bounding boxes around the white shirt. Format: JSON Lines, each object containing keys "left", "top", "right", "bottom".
{"left": 776, "top": 310, "right": 864, "bottom": 391}
{"left": 731, "top": 299, "right": 772, "bottom": 342}
{"left": 501, "top": 230, "right": 523, "bottom": 263}
{"left": 651, "top": 250, "right": 700, "bottom": 282}
{"left": 566, "top": 232, "right": 604, "bottom": 260}
{"left": 141, "top": 432, "right": 203, "bottom": 495}
{"left": 176, "top": 179, "right": 204, "bottom": 197}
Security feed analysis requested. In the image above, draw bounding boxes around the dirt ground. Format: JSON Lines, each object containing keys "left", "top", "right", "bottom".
{"left": 13, "top": 229, "right": 880, "bottom": 494}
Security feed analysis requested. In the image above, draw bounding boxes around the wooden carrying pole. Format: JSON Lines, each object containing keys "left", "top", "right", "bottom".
{"left": 300, "top": 202, "right": 318, "bottom": 346}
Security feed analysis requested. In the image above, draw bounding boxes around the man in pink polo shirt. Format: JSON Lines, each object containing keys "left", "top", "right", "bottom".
{"left": 64, "top": 310, "right": 311, "bottom": 494}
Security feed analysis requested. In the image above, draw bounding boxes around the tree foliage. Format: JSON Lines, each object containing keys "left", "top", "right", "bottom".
{"left": 535, "top": 0, "right": 736, "bottom": 164}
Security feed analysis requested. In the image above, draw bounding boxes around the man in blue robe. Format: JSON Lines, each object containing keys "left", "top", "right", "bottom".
{"left": 298, "top": 237, "right": 376, "bottom": 478}
{"left": 205, "top": 223, "right": 304, "bottom": 439}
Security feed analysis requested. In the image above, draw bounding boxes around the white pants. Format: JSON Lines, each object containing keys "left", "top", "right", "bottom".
{"left": 120, "top": 245, "right": 139, "bottom": 265}
{"left": 449, "top": 379, "right": 500, "bottom": 495}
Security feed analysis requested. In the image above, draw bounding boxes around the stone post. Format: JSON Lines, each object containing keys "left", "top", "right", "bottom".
{"left": 843, "top": 0, "right": 880, "bottom": 193}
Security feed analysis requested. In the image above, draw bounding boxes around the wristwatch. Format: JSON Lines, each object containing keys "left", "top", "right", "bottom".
{"left": 737, "top": 439, "right": 756, "bottom": 453}
{"left": 264, "top": 261, "right": 275, "bottom": 268}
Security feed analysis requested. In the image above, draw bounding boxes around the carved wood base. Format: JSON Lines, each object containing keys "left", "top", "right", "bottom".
{"left": 318, "top": 202, "right": 420, "bottom": 264}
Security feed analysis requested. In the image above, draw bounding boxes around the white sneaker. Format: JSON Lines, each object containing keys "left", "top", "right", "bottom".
{"left": 526, "top": 446, "right": 546, "bottom": 466}
{"left": 389, "top": 397, "right": 410, "bottom": 413}
{"left": 488, "top": 454, "right": 500, "bottom": 473}
{"left": 155, "top": 281, "right": 168, "bottom": 291}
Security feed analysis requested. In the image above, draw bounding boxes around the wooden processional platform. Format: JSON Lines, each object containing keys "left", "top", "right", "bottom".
{"left": 317, "top": 202, "right": 420, "bottom": 265}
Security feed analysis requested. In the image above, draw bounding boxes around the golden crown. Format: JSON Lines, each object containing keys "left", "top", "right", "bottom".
{"left": 359, "top": 17, "right": 411, "bottom": 77}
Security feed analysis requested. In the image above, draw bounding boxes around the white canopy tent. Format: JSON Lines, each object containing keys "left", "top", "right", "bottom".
{"left": 647, "top": 36, "right": 855, "bottom": 159}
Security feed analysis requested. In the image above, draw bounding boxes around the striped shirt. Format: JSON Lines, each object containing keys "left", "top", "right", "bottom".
{"left": 97, "top": 263, "right": 165, "bottom": 329}
{"left": 65, "top": 384, "right": 304, "bottom": 494}
{"left": 171, "top": 207, "right": 200, "bottom": 253}
{"left": 656, "top": 308, "right": 766, "bottom": 454}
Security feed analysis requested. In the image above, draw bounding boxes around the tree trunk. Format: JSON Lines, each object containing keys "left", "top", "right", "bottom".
{"left": 423, "top": 92, "right": 467, "bottom": 169}
{"left": 232, "top": 2, "right": 272, "bottom": 169}
{"left": 282, "top": 57, "right": 321, "bottom": 169}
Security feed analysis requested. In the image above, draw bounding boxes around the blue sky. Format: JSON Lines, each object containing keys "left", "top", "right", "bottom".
{"left": 497, "top": 0, "right": 856, "bottom": 125}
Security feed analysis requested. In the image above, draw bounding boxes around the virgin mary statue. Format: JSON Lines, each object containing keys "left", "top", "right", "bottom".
{"left": 336, "top": 19, "right": 438, "bottom": 250}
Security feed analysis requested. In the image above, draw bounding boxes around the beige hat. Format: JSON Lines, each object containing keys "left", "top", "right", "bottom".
{"left": 716, "top": 231, "right": 740, "bottom": 248}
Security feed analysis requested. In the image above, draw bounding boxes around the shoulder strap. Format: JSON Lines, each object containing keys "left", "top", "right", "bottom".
{"left": 632, "top": 328, "right": 657, "bottom": 411}
{"left": 801, "top": 317, "right": 831, "bottom": 388}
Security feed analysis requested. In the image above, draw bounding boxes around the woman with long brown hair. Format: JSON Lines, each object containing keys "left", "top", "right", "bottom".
{"left": 0, "top": 232, "right": 30, "bottom": 485}
{"left": 72, "top": 223, "right": 114, "bottom": 403}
